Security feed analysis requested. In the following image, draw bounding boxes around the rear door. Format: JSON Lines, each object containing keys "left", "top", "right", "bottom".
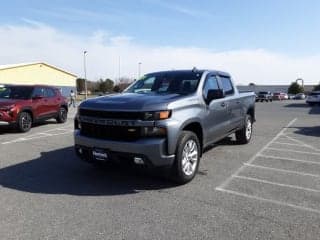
{"left": 202, "top": 75, "right": 230, "bottom": 143}
{"left": 45, "top": 87, "right": 60, "bottom": 115}
{"left": 31, "top": 87, "right": 48, "bottom": 118}
{"left": 218, "top": 75, "right": 243, "bottom": 131}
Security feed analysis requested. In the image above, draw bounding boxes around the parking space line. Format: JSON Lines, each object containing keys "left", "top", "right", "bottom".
{"left": 284, "top": 135, "right": 320, "bottom": 152}
{"left": 216, "top": 118, "right": 297, "bottom": 190}
{"left": 258, "top": 154, "right": 320, "bottom": 165}
{"left": 273, "top": 142, "right": 303, "bottom": 146}
{"left": 1, "top": 125, "right": 74, "bottom": 145}
{"left": 244, "top": 163, "right": 320, "bottom": 178}
{"left": 267, "top": 147, "right": 320, "bottom": 156}
{"left": 215, "top": 187, "right": 320, "bottom": 214}
{"left": 234, "top": 175, "right": 320, "bottom": 193}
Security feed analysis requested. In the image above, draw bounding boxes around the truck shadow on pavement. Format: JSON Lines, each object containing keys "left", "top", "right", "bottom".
{"left": 0, "top": 147, "right": 178, "bottom": 195}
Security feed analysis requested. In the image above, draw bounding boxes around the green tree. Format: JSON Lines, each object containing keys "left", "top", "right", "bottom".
{"left": 98, "top": 79, "right": 114, "bottom": 93}
{"left": 113, "top": 85, "right": 121, "bottom": 92}
{"left": 288, "top": 82, "right": 304, "bottom": 94}
{"left": 313, "top": 83, "right": 320, "bottom": 91}
{"left": 76, "top": 78, "right": 85, "bottom": 92}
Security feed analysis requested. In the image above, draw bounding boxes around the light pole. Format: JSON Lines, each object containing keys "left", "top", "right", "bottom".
{"left": 296, "top": 78, "right": 304, "bottom": 89}
{"left": 83, "top": 51, "right": 88, "bottom": 99}
{"left": 138, "top": 62, "right": 142, "bottom": 78}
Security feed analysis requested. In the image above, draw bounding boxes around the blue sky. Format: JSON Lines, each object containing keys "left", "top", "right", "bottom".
{"left": 0, "top": 0, "right": 320, "bottom": 84}
{"left": 2, "top": 0, "right": 320, "bottom": 55}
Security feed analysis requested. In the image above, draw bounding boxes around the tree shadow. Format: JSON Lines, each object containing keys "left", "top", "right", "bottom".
{"left": 0, "top": 147, "right": 178, "bottom": 196}
{"left": 284, "top": 103, "right": 320, "bottom": 115}
{"left": 289, "top": 126, "right": 320, "bottom": 138}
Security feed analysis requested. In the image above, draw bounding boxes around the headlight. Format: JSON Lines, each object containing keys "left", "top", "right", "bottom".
{"left": 143, "top": 110, "right": 171, "bottom": 120}
{"left": 142, "top": 126, "right": 167, "bottom": 137}
{"left": 0, "top": 104, "right": 15, "bottom": 111}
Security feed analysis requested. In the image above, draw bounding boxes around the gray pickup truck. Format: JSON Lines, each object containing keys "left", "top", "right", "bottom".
{"left": 74, "top": 69, "right": 255, "bottom": 183}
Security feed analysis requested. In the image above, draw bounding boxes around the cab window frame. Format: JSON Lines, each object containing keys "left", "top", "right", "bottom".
{"left": 218, "top": 75, "right": 234, "bottom": 96}
{"left": 202, "top": 74, "right": 221, "bottom": 101}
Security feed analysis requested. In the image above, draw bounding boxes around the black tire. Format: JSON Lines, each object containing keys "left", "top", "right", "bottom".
{"left": 17, "top": 111, "right": 32, "bottom": 132}
{"left": 172, "top": 131, "right": 200, "bottom": 184}
{"left": 56, "top": 107, "right": 68, "bottom": 123}
{"left": 235, "top": 114, "right": 253, "bottom": 144}
{"left": 270, "top": 99, "right": 273, "bottom": 102}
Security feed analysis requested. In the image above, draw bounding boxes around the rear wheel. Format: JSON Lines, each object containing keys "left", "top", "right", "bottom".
{"left": 236, "top": 114, "right": 253, "bottom": 144}
{"left": 172, "top": 131, "right": 200, "bottom": 184}
{"left": 17, "top": 112, "right": 32, "bottom": 132}
{"left": 56, "top": 107, "right": 68, "bottom": 123}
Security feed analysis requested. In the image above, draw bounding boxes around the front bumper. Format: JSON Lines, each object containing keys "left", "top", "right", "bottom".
{"left": 74, "top": 130, "right": 175, "bottom": 167}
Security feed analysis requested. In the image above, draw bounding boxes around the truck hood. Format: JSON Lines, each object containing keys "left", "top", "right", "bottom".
{"left": 80, "top": 93, "right": 185, "bottom": 111}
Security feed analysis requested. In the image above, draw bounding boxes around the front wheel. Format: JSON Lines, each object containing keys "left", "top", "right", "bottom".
{"left": 235, "top": 115, "right": 253, "bottom": 144}
{"left": 17, "top": 112, "right": 32, "bottom": 132}
{"left": 172, "top": 131, "right": 200, "bottom": 184}
{"left": 56, "top": 107, "right": 68, "bottom": 123}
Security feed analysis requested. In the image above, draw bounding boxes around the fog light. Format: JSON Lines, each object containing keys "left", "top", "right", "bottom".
{"left": 134, "top": 157, "right": 144, "bottom": 165}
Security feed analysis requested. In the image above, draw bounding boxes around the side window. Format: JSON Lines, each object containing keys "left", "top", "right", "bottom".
{"left": 203, "top": 75, "right": 219, "bottom": 99}
{"left": 219, "top": 76, "right": 234, "bottom": 95}
{"left": 46, "top": 88, "right": 56, "bottom": 98}
{"left": 32, "top": 87, "right": 45, "bottom": 97}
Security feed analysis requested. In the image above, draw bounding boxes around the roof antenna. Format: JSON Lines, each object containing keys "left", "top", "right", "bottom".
{"left": 192, "top": 67, "right": 198, "bottom": 72}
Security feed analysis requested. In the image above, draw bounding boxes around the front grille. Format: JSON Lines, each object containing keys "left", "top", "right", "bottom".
{"left": 80, "top": 122, "right": 141, "bottom": 141}
{"left": 80, "top": 109, "right": 143, "bottom": 120}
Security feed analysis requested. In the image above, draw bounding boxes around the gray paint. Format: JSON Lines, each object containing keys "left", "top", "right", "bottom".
{"left": 75, "top": 70, "right": 256, "bottom": 167}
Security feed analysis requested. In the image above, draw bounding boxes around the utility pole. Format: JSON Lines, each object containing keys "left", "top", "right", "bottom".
{"left": 83, "top": 51, "right": 88, "bottom": 99}
{"left": 138, "top": 62, "right": 142, "bottom": 78}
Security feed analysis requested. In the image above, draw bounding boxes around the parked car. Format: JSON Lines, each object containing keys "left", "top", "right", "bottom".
{"left": 272, "top": 92, "right": 286, "bottom": 100}
{"left": 283, "top": 93, "right": 289, "bottom": 100}
{"left": 74, "top": 69, "right": 256, "bottom": 183}
{"left": 294, "top": 93, "right": 306, "bottom": 100}
{"left": 256, "top": 91, "right": 273, "bottom": 102}
{"left": 306, "top": 91, "right": 320, "bottom": 106}
{"left": 0, "top": 85, "right": 68, "bottom": 132}
{"left": 288, "top": 94, "right": 295, "bottom": 99}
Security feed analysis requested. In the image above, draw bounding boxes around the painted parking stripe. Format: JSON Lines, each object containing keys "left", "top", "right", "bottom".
{"left": 215, "top": 187, "right": 320, "bottom": 215}
{"left": 267, "top": 147, "right": 320, "bottom": 155}
{"left": 258, "top": 154, "right": 320, "bottom": 165}
{"left": 233, "top": 175, "right": 320, "bottom": 193}
{"left": 1, "top": 124, "right": 73, "bottom": 145}
{"left": 244, "top": 163, "right": 320, "bottom": 178}
{"left": 216, "top": 118, "right": 297, "bottom": 190}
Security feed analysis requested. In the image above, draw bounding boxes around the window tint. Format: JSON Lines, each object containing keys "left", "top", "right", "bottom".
{"left": 203, "top": 75, "right": 219, "bottom": 99}
{"left": 46, "top": 88, "right": 56, "bottom": 97}
{"left": 32, "top": 87, "right": 45, "bottom": 97}
{"left": 219, "top": 76, "right": 234, "bottom": 95}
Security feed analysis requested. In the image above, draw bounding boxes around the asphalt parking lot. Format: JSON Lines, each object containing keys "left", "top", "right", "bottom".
{"left": 0, "top": 101, "right": 320, "bottom": 240}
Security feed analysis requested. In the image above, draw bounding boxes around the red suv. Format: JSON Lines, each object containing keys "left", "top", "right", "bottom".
{"left": 0, "top": 85, "right": 68, "bottom": 132}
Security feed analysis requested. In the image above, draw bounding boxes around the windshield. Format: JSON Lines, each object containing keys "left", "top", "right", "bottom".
{"left": 125, "top": 72, "right": 202, "bottom": 95}
{"left": 0, "top": 86, "right": 34, "bottom": 100}
{"left": 259, "top": 92, "right": 268, "bottom": 94}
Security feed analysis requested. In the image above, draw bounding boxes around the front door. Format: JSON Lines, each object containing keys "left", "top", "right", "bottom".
{"left": 202, "top": 75, "right": 230, "bottom": 143}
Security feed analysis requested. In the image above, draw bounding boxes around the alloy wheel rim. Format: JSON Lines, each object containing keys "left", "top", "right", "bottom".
{"left": 181, "top": 139, "right": 198, "bottom": 176}
{"left": 60, "top": 109, "right": 67, "bottom": 121}
{"left": 22, "top": 115, "right": 31, "bottom": 130}
{"left": 246, "top": 119, "right": 252, "bottom": 140}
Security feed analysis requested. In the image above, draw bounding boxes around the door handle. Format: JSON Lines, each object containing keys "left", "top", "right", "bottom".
{"left": 236, "top": 101, "right": 241, "bottom": 104}
{"left": 221, "top": 102, "right": 226, "bottom": 107}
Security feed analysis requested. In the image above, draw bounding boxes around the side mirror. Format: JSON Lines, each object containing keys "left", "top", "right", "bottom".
{"left": 32, "top": 95, "right": 43, "bottom": 100}
{"left": 206, "top": 89, "right": 225, "bottom": 104}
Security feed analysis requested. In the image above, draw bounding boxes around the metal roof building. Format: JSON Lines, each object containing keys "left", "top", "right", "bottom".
{"left": 0, "top": 62, "right": 77, "bottom": 96}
